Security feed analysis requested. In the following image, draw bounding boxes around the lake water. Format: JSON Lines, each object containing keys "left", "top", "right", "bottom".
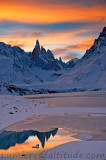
{"left": 1, "top": 92, "right": 104, "bottom": 160}
{"left": 0, "top": 128, "right": 80, "bottom": 160}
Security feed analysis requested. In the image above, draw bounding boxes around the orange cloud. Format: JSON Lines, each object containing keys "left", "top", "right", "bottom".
{"left": 53, "top": 39, "right": 94, "bottom": 61}
{"left": 54, "top": 39, "right": 94, "bottom": 54}
{"left": 62, "top": 55, "right": 75, "bottom": 61}
{"left": 67, "top": 40, "right": 95, "bottom": 51}
{"left": 8, "top": 40, "right": 26, "bottom": 48}
{"left": 0, "top": 27, "right": 96, "bottom": 55}
{"left": 0, "top": 1, "right": 106, "bottom": 23}
{"left": 0, "top": 27, "right": 85, "bottom": 49}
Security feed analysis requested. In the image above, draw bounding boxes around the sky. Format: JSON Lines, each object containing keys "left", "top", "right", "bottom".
{"left": 0, "top": 0, "right": 106, "bottom": 61}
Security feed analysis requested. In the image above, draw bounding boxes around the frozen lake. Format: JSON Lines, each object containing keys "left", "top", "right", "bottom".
{"left": 0, "top": 91, "right": 106, "bottom": 159}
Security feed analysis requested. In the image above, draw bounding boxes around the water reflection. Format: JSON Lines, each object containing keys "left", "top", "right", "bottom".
{"left": 0, "top": 128, "right": 58, "bottom": 150}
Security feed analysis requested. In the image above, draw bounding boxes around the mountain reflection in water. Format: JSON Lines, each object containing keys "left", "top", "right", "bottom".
{"left": 0, "top": 128, "right": 58, "bottom": 150}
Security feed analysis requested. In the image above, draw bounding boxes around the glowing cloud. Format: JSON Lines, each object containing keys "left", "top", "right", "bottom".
{"left": 0, "top": 0, "right": 106, "bottom": 23}
{"left": 0, "top": 0, "right": 106, "bottom": 61}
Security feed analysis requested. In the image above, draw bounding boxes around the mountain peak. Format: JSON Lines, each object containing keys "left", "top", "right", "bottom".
{"left": 99, "top": 27, "right": 106, "bottom": 37}
{"left": 41, "top": 45, "right": 46, "bottom": 54}
{"left": 32, "top": 40, "right": 40, "bottom": 60}
{"left": 35, "top": 40, "right": 40, "bottom": 49}
{"left": 102, "top": 27, "right": 106, "bottom": 34}
{"left": 59, "top": 57, "right": 62, "bottom": 62}
{"left": 36, "top": 39, "right": 39, "bottom": 44}
{"left": 83, "top": 27, "right": 106, "bottom": 58}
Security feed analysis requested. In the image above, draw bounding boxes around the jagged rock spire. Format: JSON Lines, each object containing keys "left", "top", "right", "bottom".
{"left": 32, "top": 40, "right": 55, "bottom": 62}
{"left": 47, "top": 49, "right": 55, "bottom": 60}
{"left": 102, "top": 27, "right": 106, "bottom": 33}
{"left": 36, "top": 40, "right": 40, "bottom": 50}
{"left": 32, "top": 40, "right": 40, "bottom": 60}
{"left": 59, "top": 57, "right": 62, "bottom": 62}
{"left": 41, "top": 46, "right": 46, "bottom": 54}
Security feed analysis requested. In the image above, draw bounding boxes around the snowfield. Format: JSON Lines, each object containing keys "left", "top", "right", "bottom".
{"left": 43, "top": 141, "right": 106, "bottom": 160}
{"left": 0, "top": 95, "right": 48, "bottom": 131}
{"left": 0, "top": 91, "right": 106, "bottom": 131}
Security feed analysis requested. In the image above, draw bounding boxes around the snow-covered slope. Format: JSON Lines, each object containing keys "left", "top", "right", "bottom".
{"left": 43, "top": 141, "right": 106, "bottom": 160}
{"left": 0, "top": 95, "right": 48, "bottom": 130}
{"left": 0, "top": 27, "right": 106, "bottom": 94}
{"left": 53, "top": 27, "right": 106, "bottom": 91}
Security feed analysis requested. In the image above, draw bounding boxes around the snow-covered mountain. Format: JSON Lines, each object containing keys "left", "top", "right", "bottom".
{"left": 66, "top": 58, "right": 79, "bottom": 67}
{"left": 0, "top": 39, "right": 71, "bottom": 85}
{"left": 31, "top": 40, "right": 68, "bottom": 70}
{"left": 0, "top": 40, "right": 71, "bottom": 94}
{"left": 54, "top": 27, "right": 106, "bottom": 91}
{"left": 0, "top": 27, "right": 106, "bottom": 94}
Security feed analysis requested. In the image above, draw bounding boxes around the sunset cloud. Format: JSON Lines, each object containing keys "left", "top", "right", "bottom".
{"left": 53, "top": 40, "right": 94, "bottom": 61}
{"left": 0, "top": 0, "right": 106, "bottom": 23}
{"left": 62, "top": 55, "right": 79, "bottom": 61}
{"left": 7, "top": 40, "right": 26, "bottom": 48}
{"left": 0, "top": 0, "right": 105, "bottom": 61}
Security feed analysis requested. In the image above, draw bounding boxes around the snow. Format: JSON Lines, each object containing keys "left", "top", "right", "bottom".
{"left": 75, "top": 133, "right": 93, "bottom": 140}
{"left": 0, "top": 95, "right": 48, "bottom": 131}
{"left": 43, "top": 141, "right": 106, "bottom": 160}
{"left": 0, "top": 56, "right": 14, "bottom": 82}
{"left": 0, "top": 91, "right": 106, "bottom": 131}
{"left": 28, "top": 106, "right": 106, "bottom": 116}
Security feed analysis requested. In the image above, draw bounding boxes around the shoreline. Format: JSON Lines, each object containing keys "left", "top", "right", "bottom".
{"left": 1, "top": 92, "right": 106, "bottom": 140}
{"left": 0, "top": 95, "right": 48, "bottom": 131}
{"left": 0, "top": 92, "right": 106, "bottom": 145}
{"left": 5, "top": 114, "right": 106, "bottom": 141}
{"left": 0, "top": 91, "right": 106, "bottom": 160}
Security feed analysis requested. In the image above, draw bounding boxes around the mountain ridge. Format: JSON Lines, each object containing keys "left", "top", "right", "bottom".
{"left": 0, "top": 27, "right": 106, "bottom": 95}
